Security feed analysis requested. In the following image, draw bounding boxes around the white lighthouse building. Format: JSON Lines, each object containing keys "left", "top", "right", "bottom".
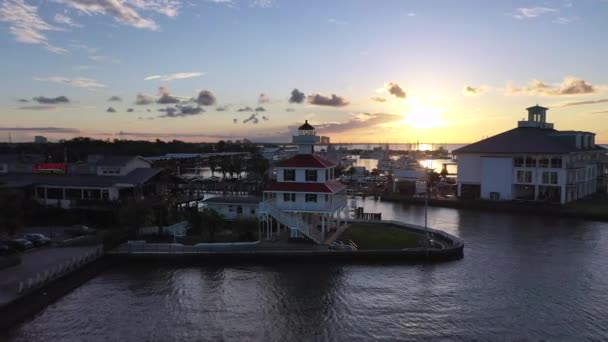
{"left": 258, "top": 121, "right": 348, "bottom": 243}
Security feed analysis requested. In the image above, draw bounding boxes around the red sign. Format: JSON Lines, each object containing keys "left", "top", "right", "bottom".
{"left": 33, "top": 163, "right": 67, "bottom": 174}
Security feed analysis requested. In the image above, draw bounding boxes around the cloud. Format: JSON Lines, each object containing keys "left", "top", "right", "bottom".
{"left": 262, "top": 115, "right": 269, "bottom": 121}
{"left": 289, "top": 88, "right": 305, "bottom": 103}
{"left": 233, "top": 118, "right": 238, "bottom": 124}
{"left": 55, "top": 0, "right": 167, "bottom": 30}
{"left": 507, "top": 77, "right": 597, "bottom": 96}
{"left": 285, "top": 108, "right": 295, "bottom": 112}
{"left": 128, "top": 0, "right": 182, "bottom": 17}
{"left": 157, "top": 86, "right": 181, "bottom": 104}
{"left": 386, "top": 82, "right": 406, "bottom": 99}
{"left": 252, "top": 0, "right": 273, "bottom": 8}
{"left": 255, "top": 106, "right": 265, "bottom": 112}
{"left": 555, "top": 98, "right": 608, "bottom": 107}
{"left": 237, "top": 106, "right": 254, "bottom": 112}
{"left": 54, "top": 13, "right": 82, "bottom": 27}
{"left": 243, "top": 113, "right": 259, "bottom": 124}
{"left": 0, "top": 126, "right": 80, "bottom": 133}
{"left": 126, "top": 108, "right": 134, "bottom": 112}
{"left": 116, "top": 131, "right": 235, "bottom": 140}
{"left": 34, "top": 76, "right": 105, "bottom": 88}
{"left": 371, "top": 97, "right": 387, "bottom": 102}
{"left": 17, "top": 99, "right": 29, "bottom": 103}
{"left": 106, "top": 107, "right": 117, "bottom": 113}
{"left": 308, "top": 93, "right": 349, "bottom": 107}
{"left": 19, "top": 105, "right": 56, "bottom": 110}
{"left": 313, "top": 113, "right": 403, "bottom": 133}
{"left": 513, "top": 7, "right": 557, "bottom": 19}
{"left": 591, "top": 110, "right": 608, "bottom": 114}
{"left": 462, "top": 85, "right": 489, "bottom": 96}
{"left": 33, "top": 96, "right": 70, "bottom": 104}
{"left": 196, "top": 90, "right": 216, "bottom": 106}
{"left": 135, "top": 93, "right": 154, "bottom": 105}
{"left": 144, "top": 72, "right": 204, "bottom": 81}
{"left": 216, "top": 105, "right": 229, "bottom": 111}
{"left": 407, "top": 12, "right": 416, "bottom": 17}
{"left": 328, "top": 18, "right": 348, "bottom": 25}
{"left": 258, "top": 93, "right": 270, "bottom": 103}
{"left": 157, "top": 105, "right": 204, "bottom": 118}
{"left": 553, "top": 16, "right": 580, "bottom": 24}
{"left": 108, "top": 96, "right": 122, "bottom": 102}
{"left": 0, "top": 0, "right": 66, "bottom": 53}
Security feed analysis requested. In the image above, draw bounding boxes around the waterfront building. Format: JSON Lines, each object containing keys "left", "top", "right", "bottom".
{"left": 202, "top": 196, "right": 261, "bottom": 220}
{"left": 0, "top": 155, "right": 166, "bottom": 210}
{"left": 454, "top": 106, "right": 608, "bottom": 204}
{"left": 34, "top": 135, "right": 47, "bottom": 143}
{"left": 258, "top": 121, "right": 348, "bottom": 243}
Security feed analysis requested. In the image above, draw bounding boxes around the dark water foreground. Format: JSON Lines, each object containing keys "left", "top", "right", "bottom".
{"left": 3, "top": 198, "right": 608, "bottom": 341}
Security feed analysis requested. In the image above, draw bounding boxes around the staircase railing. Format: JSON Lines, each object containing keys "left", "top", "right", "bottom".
{"left": 259, "top": 200, "right": 323, "bottom": 244}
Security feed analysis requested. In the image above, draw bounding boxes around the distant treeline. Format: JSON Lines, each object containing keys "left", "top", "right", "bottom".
{"left": 0, "top": 137, "right": 261, "bottom": 162}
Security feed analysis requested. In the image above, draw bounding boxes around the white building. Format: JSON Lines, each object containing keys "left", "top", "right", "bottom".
{"left": 34, "top": 136, "right": 47, "bottom": 143}
{"left": 258, "top": 121, "right": 348, "bottom": 243}
{"left": 454, "top": 106, "right": 608, "bottom": 204}
{"left": 202, "top": 196, "right": 261, "bottom": 220}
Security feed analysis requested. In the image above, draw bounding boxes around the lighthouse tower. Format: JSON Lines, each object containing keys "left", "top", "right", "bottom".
{"left": 258, "top": 120, "right": 348, "bottom": 244}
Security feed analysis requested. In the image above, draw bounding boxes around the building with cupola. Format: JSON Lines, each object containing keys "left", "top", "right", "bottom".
{"left": 454, "top": 105, "right": 608, "bottom": 204}
{"left": 258, "top": 121, "right": 348, "bottom": 243}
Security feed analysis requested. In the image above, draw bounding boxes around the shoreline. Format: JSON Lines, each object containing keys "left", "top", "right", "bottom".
{"left": 380, "top": 194, "right": 608, "bottom": 222}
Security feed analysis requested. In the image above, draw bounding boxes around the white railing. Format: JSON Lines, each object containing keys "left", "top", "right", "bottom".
{"left": 267, "top": 195, "right": 347, "bottom": 213}
{"left": 259, "top": 200, "right": 323, "bottom": 243}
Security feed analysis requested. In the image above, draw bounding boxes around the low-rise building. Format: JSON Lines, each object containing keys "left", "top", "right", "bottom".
{"left": 454, "top": 106, "right": 608, "bottom": 204}
{"left": 202, "top": 196, "right": 262, "bottom": 220}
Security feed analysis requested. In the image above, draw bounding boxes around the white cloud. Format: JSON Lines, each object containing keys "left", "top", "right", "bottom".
{"left": 252, "top": 0, "right": 272, "bottom": 8}
{"left": 513, "top": 7, "right": 557, "bottom": 19}
{"left": 34, "top": 76, "right": 106, "bottom": 88}
{"left": 128, "top": 0, "right": 182, "bottom": 17}
{"left": 553, "top": 16, "right": 580, "bottom": 24}
{"left": 54, "top": 13, "right": 82, "bottom": 28}
{"left": 144, "top": 72, "right": 204, "bottom": 81}
{"left": 0, "top": 0, "right": 66, "bottom": 53}
{"left": 407, "top": 12, "right": 416, "bottom": 17}
{"left": 56, "top": 0, "right": 163, "bottom": 30}
{"left": 328, "top": 18, "right": 348, "bottom": 25}
{"left": 462, "top": 85, "right": 490, "bottom": 96}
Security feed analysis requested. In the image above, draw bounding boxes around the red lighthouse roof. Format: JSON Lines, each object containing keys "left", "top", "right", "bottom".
{"left": 276, "top": 154, "right": 336, "bottom": 168}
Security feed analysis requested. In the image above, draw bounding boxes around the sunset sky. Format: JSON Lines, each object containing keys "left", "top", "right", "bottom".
{"left": 1, "top": 0, "right": 608, "bottom": 143}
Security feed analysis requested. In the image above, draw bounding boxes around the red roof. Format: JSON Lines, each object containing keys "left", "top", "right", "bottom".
{"left": 265, "top": 180, "right": 346, "bottom": 193}
{"left": 276, "top": 154, "right": 336, "bottom": 168}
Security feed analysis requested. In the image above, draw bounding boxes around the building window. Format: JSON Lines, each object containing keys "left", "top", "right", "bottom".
{"left": 305, "top": 194, "right": 317, "bottom": 202}
{"left": 305, "top": 169, "right": 318, "bottom": 182}
{"left": 237, "top": 206, "right": 243, "bottom": 214}
{"left": 283, "top": 193, "right": 295, "bottom": 202}
{"left": 46, "top": 188, "right": 63, "bottom": 199}
{"left": 250, "top": 208, "right": 256, "bottom": 215}
{"left": 525, "top": 157, "right": 536, "bottom": 168}
{"left": 551, "top": 157, "right": 562, "bottom": 168}
{"left": 284, "top": 169, "right": 295, "bottom": 181}
{"left": 229, "top": 205, "right": 234, "bottom": 212}
{"left": 513, "top": 157, "right": 524, "bottom": 167}
{"left": 102, "top": 190, "right": 109, "bottom": 200}
{"left": 539, "top": 158, "right": 549, "bottom": 168}
{"left": 65, "top": 188, "right": 82, "bottom": 200}
{"left": 36, "top": 187, "right": 45, "bottom": 198}
{"left": 542, "top": 171, "right": 558, "bottom": 185}
{"left": 517, "top": 170, "right": 533, "bottom": 183}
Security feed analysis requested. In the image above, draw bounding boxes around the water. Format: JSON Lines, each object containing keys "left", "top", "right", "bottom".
{"left": 4, "top": 199, "right": 608, "bottom": 341}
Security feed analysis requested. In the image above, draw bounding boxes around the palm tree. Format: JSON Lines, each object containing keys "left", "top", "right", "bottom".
{"left": 208, "top": 157, "right": 218, "bottom": 178}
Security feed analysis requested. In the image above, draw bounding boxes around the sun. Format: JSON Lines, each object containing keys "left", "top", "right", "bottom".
{"left": 401, "top": 97, "right": 445, "bottom": 129}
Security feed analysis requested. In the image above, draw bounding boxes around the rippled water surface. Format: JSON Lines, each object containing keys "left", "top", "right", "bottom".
{"left": 4, "top": 198, "right": 608, "bottom": 341}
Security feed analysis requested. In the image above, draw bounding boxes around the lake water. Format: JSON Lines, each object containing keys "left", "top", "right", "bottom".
{"left": 3, "top": 198, "right": 608, "bottom": 341}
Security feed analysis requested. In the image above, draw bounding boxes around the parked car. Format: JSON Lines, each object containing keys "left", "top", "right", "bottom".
{"left": 0, "top": 242, "right": 17, "bottom": 256}
{"left": 23, "top": 233, "right": 52, "bottom": 247}
{"left": 3, "top": 239, "right": 34, "bottom": 251}
{"left": 66, "top": 225, "right": 97, "bottom": 237}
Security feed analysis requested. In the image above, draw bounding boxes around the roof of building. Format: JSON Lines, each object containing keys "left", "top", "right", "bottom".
{"left": 0, "top": 168, "right": 162, "bottom": 188}
{"left": 89, "top": 155, "right": 149, "bottom": 167}
{"left": 202, "top": 196, "right": 262, "bottom": 204}
{"left": 453, "top": 127, "right": 603, "bottom": 154}
{"left": 276, "top": 154, "right": 337, "bottom": 168}
{"left": 526, "top": 105, "right": 548, "bottom": 110}
{"left": 0, "top": 154, "right": 45, "bottom": 164}
{"left": 265, "top": 179, "right": 346, "bottom": 193}
{"left": 298, "top": 120, "right": 315, "bottom": 130}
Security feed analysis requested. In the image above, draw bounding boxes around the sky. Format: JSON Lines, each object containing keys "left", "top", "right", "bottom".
{"left": 1, "top": 0, "right": 608, "bottom": 144}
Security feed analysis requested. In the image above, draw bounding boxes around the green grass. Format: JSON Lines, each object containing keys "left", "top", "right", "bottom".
{"left": 339, "top": 223, "right": 424, "bottom": 250}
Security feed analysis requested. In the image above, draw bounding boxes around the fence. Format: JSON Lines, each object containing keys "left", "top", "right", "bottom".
{"left": 16, "top": 245, "right": 104, "bottom": 295}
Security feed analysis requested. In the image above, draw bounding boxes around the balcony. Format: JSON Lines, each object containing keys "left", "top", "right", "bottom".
{"left": 268, "top": 194, "right": 347, "bottom": 213}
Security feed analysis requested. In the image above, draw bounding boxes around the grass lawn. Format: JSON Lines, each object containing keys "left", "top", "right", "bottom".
{"left": 339, "top": 223, "right": 424, "bottom": 250}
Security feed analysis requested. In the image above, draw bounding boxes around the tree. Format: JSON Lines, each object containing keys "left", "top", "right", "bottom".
{"left": 116, "top": 199, "right": 154, "bottom": 232}
{"left": 440, "top": 167, "right": 449, "bottom": 179}
{"left": 199, "top": 208, "right": 225, "bottom": 242}
{"left": 219, "top": 157, "right": 230, "bottom": 179}
{"left": 0, "top": 189, "right": 24, "bottom": 236}
{"left": 208, "top": 157, "right": 218, "bottom": 178}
